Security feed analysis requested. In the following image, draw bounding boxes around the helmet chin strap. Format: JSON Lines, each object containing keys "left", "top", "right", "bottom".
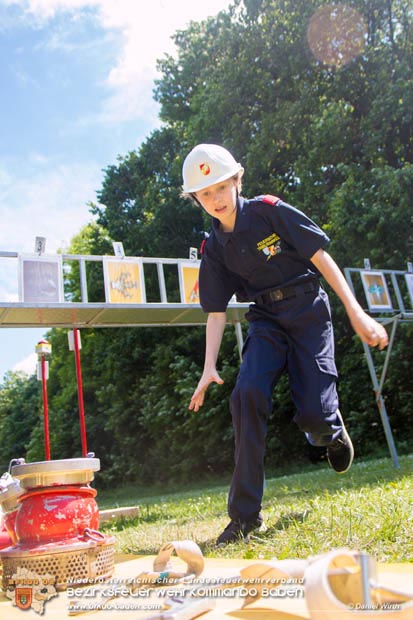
{"left": 190, "top": 193, "right": 203, "bottom": 208}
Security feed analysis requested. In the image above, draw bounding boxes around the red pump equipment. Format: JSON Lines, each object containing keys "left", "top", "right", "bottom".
{"left": 0, "top": 339, "right": 115, "bottom": 591}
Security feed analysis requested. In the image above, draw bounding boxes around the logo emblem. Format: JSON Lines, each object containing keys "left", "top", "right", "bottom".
{"left": 199, "top": 163, "right": 211, "bottom": 176}
{"left": 262, "top": 243, "right": 281, "bottom": 260}
{"left": 7, "top": 568, "right": 58, "bottom": 614}
{"left": 15, "top": 588, "right": 32, "bottom": 610}
{"left": 256, "top": 233, "right": 281, "bottom": 261}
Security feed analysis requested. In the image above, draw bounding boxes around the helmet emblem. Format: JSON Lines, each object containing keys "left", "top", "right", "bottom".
{"left": 199, "top": 163, "right": 211, "bottom": 176}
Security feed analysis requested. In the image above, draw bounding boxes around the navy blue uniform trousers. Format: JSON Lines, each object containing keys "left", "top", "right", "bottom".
{"left": 228, "top": 286, "right": 342, "bottom": 522}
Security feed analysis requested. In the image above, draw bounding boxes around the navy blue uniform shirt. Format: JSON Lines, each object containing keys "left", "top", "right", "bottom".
{"left": 199, "top": 195, "right": 330, "bottom": 313}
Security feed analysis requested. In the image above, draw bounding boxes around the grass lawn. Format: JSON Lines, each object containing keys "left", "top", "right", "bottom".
{"left": 97, "top": 454, "right": 413, "bottom": 563}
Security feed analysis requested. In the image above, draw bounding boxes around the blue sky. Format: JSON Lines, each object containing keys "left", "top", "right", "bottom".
{"left": 0, "top": 0, "right": 232, "bottom": 381}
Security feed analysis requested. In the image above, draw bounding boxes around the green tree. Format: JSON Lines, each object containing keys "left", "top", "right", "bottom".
{"left": 0, "top": 373, "right": 41, "bottom": 470}
{"left": 91, "top": 0, "right": 413, "bottom": 478}
{"left": 91, "top": 128, "right": 205, "bottom": 260}
{"left": 6, "top": 0, "right": 413, "bottom": 482}
{"left": 151, "top": 0, "right": 413, "bottom": 468}
{"left": 63, "top": 222, "right": 112, "bottom": 303}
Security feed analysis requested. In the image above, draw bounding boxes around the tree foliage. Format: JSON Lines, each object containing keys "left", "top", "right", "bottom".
{"left": 0, "top": 373, "right": 41, "bottom": 471}
{"left": 1, "top": 0, "right": 412, "bottom": 483}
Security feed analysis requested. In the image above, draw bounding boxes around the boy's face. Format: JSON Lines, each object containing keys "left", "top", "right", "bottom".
{"left": 194, "top": 178, "right": 238, "bottom": 228}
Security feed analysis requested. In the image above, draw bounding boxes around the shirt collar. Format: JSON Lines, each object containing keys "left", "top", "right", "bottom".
{"left": 212, "top": 197, "right": 250, "bottom": 245}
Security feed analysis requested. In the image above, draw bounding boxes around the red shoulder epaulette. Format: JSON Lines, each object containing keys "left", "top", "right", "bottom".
{"left": 261, "top": 194, "right": 281, "bottom": 205}
{"left": 200, "top": 239, "right": 207, "bottom": 254}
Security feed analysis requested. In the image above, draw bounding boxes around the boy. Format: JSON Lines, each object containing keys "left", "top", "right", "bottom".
{"left": 182, "top": 144, "right": 388, "bottom": 545}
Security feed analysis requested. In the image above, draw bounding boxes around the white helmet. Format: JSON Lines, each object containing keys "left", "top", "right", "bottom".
{"left": 182, "top": 144, "right": 243, "bottom": 193}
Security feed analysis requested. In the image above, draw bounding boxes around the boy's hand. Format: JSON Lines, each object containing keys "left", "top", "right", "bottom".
{"left": 350, "top": 311, "right": 389, "bottom": 350}
{"left": 309, "top": 250, "right": 389, "bottom": 351}
{"left": 189, "top": 369, "right": 224, "bottom": 412}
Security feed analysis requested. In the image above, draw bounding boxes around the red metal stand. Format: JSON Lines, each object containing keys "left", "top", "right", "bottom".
{"left": 0, "top": 338, "right": 115, "bottom": 592}
{"left": 40, "top": 354, "right": 51, "bottom": 461}
{"left": 73, "top": 329, "right": 88, "bottom": 457}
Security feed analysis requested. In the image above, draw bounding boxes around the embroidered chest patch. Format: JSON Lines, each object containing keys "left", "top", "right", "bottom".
{"left": 256, "top": 233, "right": 281, "bottom": 260}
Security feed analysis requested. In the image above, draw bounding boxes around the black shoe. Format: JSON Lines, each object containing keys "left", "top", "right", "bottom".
{"left": 327, "top": 412, "right": 354, "bottom": 474}
{"left": 216, "top": 514, "right": 264, "bottom": 546}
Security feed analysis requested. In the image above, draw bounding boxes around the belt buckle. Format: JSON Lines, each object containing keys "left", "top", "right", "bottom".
{"left": 272, "top": 289, "right": 284, "bottom": 301}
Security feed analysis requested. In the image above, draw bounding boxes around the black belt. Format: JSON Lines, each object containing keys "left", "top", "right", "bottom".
{"left": 254, "top": 280, "right": 318, "bottom": 305}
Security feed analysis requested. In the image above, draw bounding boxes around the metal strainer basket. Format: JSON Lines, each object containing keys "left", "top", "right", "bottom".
{"left": 1, "top": 535, "right": 115, "bottom": 591}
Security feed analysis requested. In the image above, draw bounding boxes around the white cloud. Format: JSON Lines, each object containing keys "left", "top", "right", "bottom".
{"left": 2, "top": 0, "right": 98, "bottom": 20}
{"left": 0, "top": 0, "right": 233, "bottom": 379}
{"left": 0, "top": 260, "right": 19, "bottom": 302}
{"left": 97, "top": 0, "right": 233, "bottom": 123}
{"left": 12, "top": 351, "right": 37, "bottom": 376}
{"left": 0, "top": 160, "right": 101, "bottom": 255}
{"left": 0, "top": 165, "right": 12, "bottom": 186}
{"left": 13, "top": 67, "right": 41, "bottom": 88}
{"left": 0, "top": 159, "right": 101, "bottom": 302}
{"left": 4, "top": 0, "right": 233, "bottom": 123}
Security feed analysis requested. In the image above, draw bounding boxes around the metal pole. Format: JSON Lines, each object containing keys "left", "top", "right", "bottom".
{"left": 358, "top": 553, "right": 373, "bottom": 607}
{"left": 377, "top": 316, "right": 398, "bottom": 397}
{"left": 234, "top": 320, "right": 244, "bottom": 363}
{"left": 73, "top": 328, "right": 88, "bottom": 457}
{"left": 344, "top": 267, "right": 400, "bottom": 468}
{"left": 79, "top": 259, "right": 88, "bottom": 303}
{"left": 41, "top": 354, "right": 51, "bottom": 460}
{"left": 157, "top": 263, "right": 167, "bottom": 302}
{"left": 362, "top": 341, "right": 399, "bottom": 468}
